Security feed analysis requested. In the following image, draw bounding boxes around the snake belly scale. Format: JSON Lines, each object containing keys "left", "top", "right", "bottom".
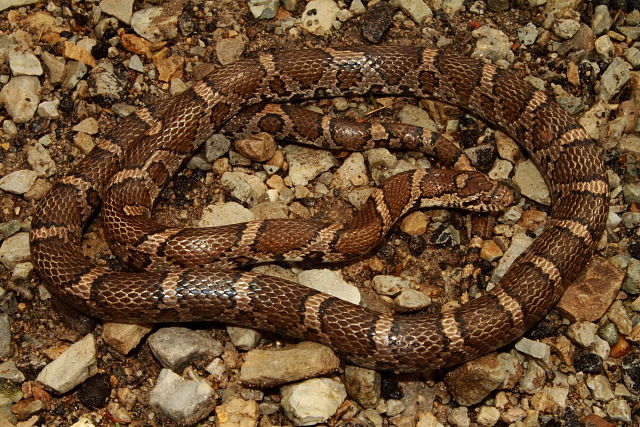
{"left": 30, "top": 46, "right": 608, "bottom": 372}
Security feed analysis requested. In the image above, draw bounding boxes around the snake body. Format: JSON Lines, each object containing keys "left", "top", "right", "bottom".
{"left": 30, "top": 47, "right": 608, "bottom": 372}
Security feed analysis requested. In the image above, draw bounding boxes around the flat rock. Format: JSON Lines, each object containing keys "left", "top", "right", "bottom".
{"left": 512, "top": 160, "right": 550, "bottom": 205}
{"left": 239, "top": 341, "right": 340, "bottom": 387}
{"left": 558, "top": 256, "right": 624, "bottom": 321}
{"left": 36, "top": 334, "right": 98, "bottom": 393}
{"left": 0, "top": 232, "right": 31, "bottom": 270}
{"left": 102, "top": 323, "right": 152, "bottom": 355}
{"left": 148, "top": 327, "right": 223, "bottom": 372}
{"left": 0, "top": 170, "right": 38, "bottom": 195}
{"left": 0, "top": 76, "right": 40, "bottom": 123}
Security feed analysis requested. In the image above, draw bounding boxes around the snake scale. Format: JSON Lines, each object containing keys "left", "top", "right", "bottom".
{"left": 30, "top": 46, "right": 608, "bottom": 372}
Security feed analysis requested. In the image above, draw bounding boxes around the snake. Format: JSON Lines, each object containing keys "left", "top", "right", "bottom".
{"left": 29, "top": 46, "right": 608, "bottom": 372}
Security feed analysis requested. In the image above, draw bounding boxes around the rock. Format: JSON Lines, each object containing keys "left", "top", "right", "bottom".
{"left": 149, "top": 369, "right": 215, "bottom": 425}
{"left": 0, "top": 0, "right": 38, "bottom": 11}
{"left": 365, "top": 148, "right": 398, "bottom": 184}
{"left": 361, "top": 1, "right": 396, "bottom": 43}
{"left": 594, "top": 35, "right": 614, "bottom": 57}
{"left": 447, "top": 407, "right": 470, "bottom": 426}
{"left": 394, "top": 288, "right": 431, "bottom": 310}
{"left": 0, "top": 315, "right": 10, "bottom": 358}
{"left": 63, "top": 41, "right": 96, "bottom": 67}
{"left": 400, "top": 211, "right": 428, "bottom": 235}
{"left": 331, "top": 153, "right": 369, "bottom": 189}
{"left": 512, "top": 160, "right": 550, "bottom": 205}
{"left": 0, "top": 76, "right": 40, "bottom": 123}
{"left": 198, "top": 202, "right": 255, "bottom": 227}
{"left": 605, "top": 398, "right": 632, "bottom": 423}
{"left": 0, "top": 361, "right": 24, "bottom": 383}
{"left": 558, "top": 257, "right": 624, "bottom": 321}
{"left": 0, "top": 170, "right": 38, "bottom": 195}
{"left": 40, "top": 52, "right": 65, "bottom": 84}
{"left": 73, "top": 132, "right": 94, "bottom": 154}
{"left": 586, "top": 374, "right": 615, "bottom": 401}
{"left": 37, "top": 100, "right": 60, "bottom": 119}
{"left": 102, "top": 323, "right": 152, "bottom": 355}
{"left": 27, "top": 144, "right": 56, "bottom": 177}
{"left": 519, "top": 360, "right": 545, "bottom": 393}
{"left": 285, "top": 145, "right": 337, "bottom": 186}
{"left": 445, "top": 354, "right": 506, "bottom": 405}
{"left": 216, "top": 37, "right": 245, "bottom": 66}
{"left": 148, "top": 327, "right": 223, "bottom": 372}
{"left": 72, "top": 117, "right": 99, "bottom": 135}
{"left": 248, "top": 0, "right": 279, "bottom": 19}
{"left": 624, "top": 47, "right": 640, "bottom": 68}
{"left": 240, "top": 342, "right": 340, "bottom": 387}
{"left": 280, "top": 377, "right": 347, "bottom": 425}
{"left": 480, "top": 240, "right": 503, "bottom": 261}
{"left": 344, "top": 365, "right": 380, "bottom": 407}
{"left": 298, "top": 269, "right": 360, "bottom": 304}
{"left": 131, "top": 4, "right": 181, "bottom": 42}
{"left": 0, "top": 232, "right": 30, "bottom": 269}
{"left": 300, "top": 0, "right": 339, "bottom": 36}
{"left": 215, "top": 397, "right": 260, "bottom": 427}
{"left": 8, "top": 51, "right": 42, "bottom": 76}
{"left": 472, "top": 26, "right": 514, "bottom": 64}
{"left": 515, "top": 338, "right": 551, "bottom": 362}
{"left": 491, "top": 232, "right": 533, "bottom": 282}
{"left": 62, "top": 60, "right": 87, "bottom": 90}
{"left": 372, "top": 275, "right": 410, "bottom": 296}
{"left": 89, "top": 62, "right": 125, "bottom": 99}
{"left": 591, "top": 5, "right": 612, "bottom": 35}
{"left": 518, "top": 22, "right": 539, "bottom": 45}
{"left": 567, "top": 321, "right": 598, "bottom": 348}
{"left": 390, "top": 0, "right": 432, "bottom": 24}
{"left": 608, "top": 300, "right": 632, "bottom": 336}
{"left": 99, "top": 0, "right": 134, "bottom": 24}
{"left": 220, "top": 171, "right": 268, "bottom": 207}
{"left": 553, "top": 19, "right": 580, "bottom": 40}
{"left": 476, "top": 406, "right": 500, "bottom": 426}
{"left": 599, "top": 57, "right": 631, "bottom": 101}
{"left": 226, "top": 327, "right": 261, "bottom": 351}
{"left": 234, "top": 133, "right": 275, "bottom": 163}
{"left": 531, "top": 383, "right": 570, "bottom": 413}
{"left": 36, "top": 334, "right": 98, "bottom": 393}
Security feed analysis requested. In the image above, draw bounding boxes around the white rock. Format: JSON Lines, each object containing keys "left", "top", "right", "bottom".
{"left": 599, "top": 57, "right": 631, "bottom": 101}
{"left": 0, "top": 76, "right": 41, "bottom": 123}
{"left": 491, "top": 231, "right": 533, "bottom": 282}
{"left": 149, "top": 369, "right": 215, "bottom": 425}
{"left": 131, "top": 5, "right": 179, "bottom": 42}
{"left": 27, "top": 144, "right": 56, "bottom": 177}
{"left": 0, "top": 0, "right": 38, "bottom": 11}
{"left": 99, "top": 0, "right": 134, "bottom": 24}
{"left": 281, "top": 378, "right": 347, "bottom": 426}
{"left": 0, "top": 170, "right": 38, "bottom": 195}
{"left": 36, "top": 334, "right": 98, "bottom": 393}
{"left": 37, "top": 100, "right": 60, "bottom": 119}
{"left": 220, "top": 171, "right": 268, "bottom": 207}
{"left": 298, "top": 269, "right": 360, "bottom": 304}
{"left": 331, "top": 153, "right": 368, "bottom": 189}
{"left": 285, "top": 145, "right": 337, "bottom": 186}
{"left": 512, "top": 159, "right": 550, "bottom": 205}
{"left": 515, "top": 337, "right": 551, "bottom": 362}
{"left": 198, "top": 201, "right": 255, "bottom": 227}
{"left": 472, "top": 26, "right": 514, "bottom": 63}
{"left": 227, "top": 326, "right": 261, "bottom": 351}
{"left": 301, "top": 0, "right": 339, "bottom": 36}
{"left": 8, "top": 51, "right": 43, "bottom": 76}
{"left": 390, "top": 0, "right": 432, "bottom": 24}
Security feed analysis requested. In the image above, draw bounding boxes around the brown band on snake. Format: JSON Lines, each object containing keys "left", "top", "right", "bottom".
{"left": 30, "top": 46, "right": 608, "bottom": 372}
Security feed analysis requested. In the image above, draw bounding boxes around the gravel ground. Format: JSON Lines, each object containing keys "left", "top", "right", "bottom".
{"left": 0, "top": 0, "right": 639, "bottom": 426}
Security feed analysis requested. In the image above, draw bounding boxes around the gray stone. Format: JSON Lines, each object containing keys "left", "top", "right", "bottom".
{"left": 515, "top": 337, "right": 551, "bottom": 362}
{"left": 0, "top": 361, "right": 24, "bottom": 382}
{"left": 592, "top": 5, "right": 612, "bottom": 35}
{"left": 0, "top": 315, "right": 10, "bottom": 358}
{"left": 513, "top": 160, "right": 550, "bottom": 205}
{"left": 472, "top": 26, "right": 514, "bottom": 63}
{"left": 599, "top": 57, "right": 631, "bottom": 101}
{"left": 62, "top": 60, "right": 87, "bottom": 90}
{"left": 0, "top": 0, "right": 38, "bottom": 11}
{"left": 248, "top": 0, "right": 280, "bottom": 19}
{"left": 586, "top": 374, "right": 615, "bottom": 401}
{"left": 149, "top": 369, "right": 215, "bottom": 425}
{"left": 220, "top": 171, "right": 267, "bottom": 207}
{"left": 0, "top": 170, "right": 38, "bottom": 195}
{"left": 298, "top": 269, "right": 360, "bottom": 304}
{"left": 285, "top": 145, "right": 337, "bottom": 186}
{"left": 518, "top": 22, "right": 539, "bottom": 45}
{"left": 390, "top": 0, "right": 432, "bottom": 24}
{"left": 216, "top": 37, "right": 245, "bottom": 66}
{"left": 226, "top": 326, "right": 261, "bottom": 351}
{"left": 148, "top": 327, "right": 223, "bottom": 372}
{"left": 623, "top": 182, "right": 640, "bottom": 204}
{"left": 27, "top": 144, "right": 56, "bottom": 177}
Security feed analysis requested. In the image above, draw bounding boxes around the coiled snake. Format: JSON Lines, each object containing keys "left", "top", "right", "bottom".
{"left": 30, "top": 46, "right": 608, "bottom": 372}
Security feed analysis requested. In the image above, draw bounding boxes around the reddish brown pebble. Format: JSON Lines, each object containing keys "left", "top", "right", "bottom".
{"left": 610, "top": 336, "right": 631, "bottom": 358}
{"left": 580, "top": 414, "right": 616, "bottom": 427}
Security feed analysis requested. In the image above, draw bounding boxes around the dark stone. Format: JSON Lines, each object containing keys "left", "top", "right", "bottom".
{"left": 621, "top": 353, "right": 640, "bottom": 393}
{"left": 361, "top": 1, "right": 397, "bottom": 43}
{"left": 77, "top": 373, "right": 111, "bottom": 409}
{"left": 407, "top": 234, "right": 425, "bottom": 256}
{"left": 486, "top": 0, "right": 510, "bottom": 12}
{"left": 573, "top": 350, "right": 604, "bottom": 374}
